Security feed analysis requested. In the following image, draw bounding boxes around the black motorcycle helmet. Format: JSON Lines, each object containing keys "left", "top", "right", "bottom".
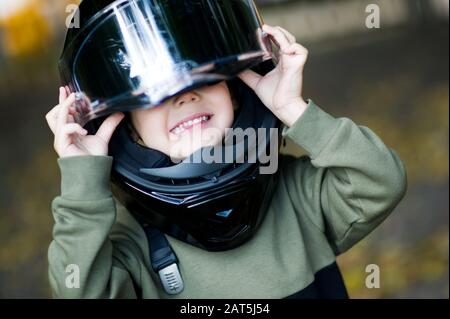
{"left": 60, "top": 0, "right": 282, "bottom": 251}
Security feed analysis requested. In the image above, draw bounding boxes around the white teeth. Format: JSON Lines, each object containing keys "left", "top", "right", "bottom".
{"left": 172, "top": 115, "right": 211, "bottom": 134}
{"left": 173, "top": 127, "right": 184, "bottom": 134}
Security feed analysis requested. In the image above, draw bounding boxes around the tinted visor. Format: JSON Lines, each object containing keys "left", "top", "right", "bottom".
{"left": 60, "top": 0, "right": 273, "bottom": 125}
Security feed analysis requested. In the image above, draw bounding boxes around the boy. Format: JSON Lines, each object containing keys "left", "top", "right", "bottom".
{"left": 46, "top": 6, "right": 407, "bottom": 298}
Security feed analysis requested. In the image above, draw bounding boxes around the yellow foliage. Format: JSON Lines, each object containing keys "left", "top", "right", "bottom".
{"left": 0, "top": 0, "right": 51, "bottom": 57}
{"left": 338, "top": 229, "right": 449, "bottom": 298}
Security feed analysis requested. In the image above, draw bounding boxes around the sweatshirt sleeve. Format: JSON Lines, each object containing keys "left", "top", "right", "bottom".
{"left": 48, "top": 156, "right": 141, "bottom": 299}
{"left": 281, "top": 100, "right": 407, "bottom": 254}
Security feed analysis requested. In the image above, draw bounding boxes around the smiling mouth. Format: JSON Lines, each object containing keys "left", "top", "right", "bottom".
{"left": 170, "top": 113, "right": 214, "bottom": 135}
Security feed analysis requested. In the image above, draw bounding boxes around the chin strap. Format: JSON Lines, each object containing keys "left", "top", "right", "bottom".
{"left": 141, "top": 223, "right": 184, "bottom": 295}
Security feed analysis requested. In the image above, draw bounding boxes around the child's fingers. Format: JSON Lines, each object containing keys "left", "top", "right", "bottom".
{"left": 60, "top": 123, "right": 88, "bottom": 137}
{"left": 59, "top": 87, "right": 67, "bottom": 105}
{"left": 62, "top": 88, "right": 79, "bottom": 116}
{"left": 96, "top": 112, "right": 125, "bottom": 144}
{"left": 68, "top": 106, "right": 77, "bottom": 115}
{"left": 46, "top": 104, "right": 61, "bottom": 134}
{"left": 46, "top": 95, "right": 78, "bottom": 135}
{"left": 238, "top": 69, "right": 262, "bottom": 91}
{"left": 67, "top": 114, "right": 76, "bottom": 124}
{"left": 54, "top": 123, "right": 87, "bottom": 153}
{"left": 282, "top": 43, "right": 309, "bottom": 57}
{"left": 275, "top": 26, "right": 296, "bottom": 45}
{"left": 257, "top": 27, "right": 269, "bottom": 53}
{"left": 64, "top": 86, "right": 71, "bottom": 97}
{"left": 262, "top": 24, "right": 292, "bottom": 51}
{"left": 56, "top": 93, "right": 76, "bottom": 133}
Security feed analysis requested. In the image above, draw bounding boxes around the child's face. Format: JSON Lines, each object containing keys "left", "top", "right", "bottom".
{"left": 130, "top": 81, "right": 234, "bottom": 159}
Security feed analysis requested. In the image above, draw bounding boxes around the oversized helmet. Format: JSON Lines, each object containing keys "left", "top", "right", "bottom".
{"left": 60, "top": 0, "right": 282, "bottom": 251}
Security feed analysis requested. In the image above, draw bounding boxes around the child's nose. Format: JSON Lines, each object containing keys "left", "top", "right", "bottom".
{"left": 173, "top": 91, "right": 200, "bottom": 108}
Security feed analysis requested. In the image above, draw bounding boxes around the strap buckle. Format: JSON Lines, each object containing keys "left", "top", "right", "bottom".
{"left": 141, "top": 223, "right": 185, "bottom": 295}
{"left": 158, "top": 263, "right": 184, "bottom": 295}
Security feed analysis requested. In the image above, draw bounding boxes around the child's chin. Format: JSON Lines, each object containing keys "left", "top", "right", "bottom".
{"left": 167, "top": 134, "right": 224, "bottom": 161}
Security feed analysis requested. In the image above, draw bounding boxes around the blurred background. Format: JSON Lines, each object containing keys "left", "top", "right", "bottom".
{"left": 0, "top": 0, "right": 448, "bottom": 298}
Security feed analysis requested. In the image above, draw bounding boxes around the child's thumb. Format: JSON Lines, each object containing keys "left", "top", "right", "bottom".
{"left": 96, "top": 112, "right": 125, "bottom": 143}
{"left": 238, "top": 69, "right": 262, "bottom": 92}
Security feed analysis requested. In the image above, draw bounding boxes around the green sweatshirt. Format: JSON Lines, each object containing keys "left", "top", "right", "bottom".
{"left": 48, "top": 100, "right": 407, "bottom": 299}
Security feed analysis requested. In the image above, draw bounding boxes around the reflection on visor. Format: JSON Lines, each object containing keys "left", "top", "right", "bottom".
{"left": 60, "top": 0, "right": 274, "bottom": 125}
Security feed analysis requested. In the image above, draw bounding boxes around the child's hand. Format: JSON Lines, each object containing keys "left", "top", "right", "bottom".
{"left": 46, "top": 87, "right": 124, "bottom": 158}
{"left": 238, "top": 24, "right": 309, "bottom": 127}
